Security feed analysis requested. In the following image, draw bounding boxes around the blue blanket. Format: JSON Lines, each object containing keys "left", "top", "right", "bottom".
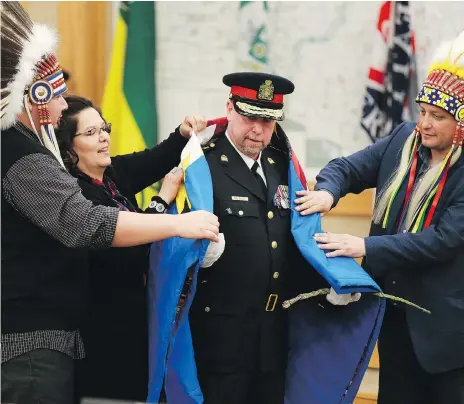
{"left": 147, "top": 120, "right": 385, "bottom": 403}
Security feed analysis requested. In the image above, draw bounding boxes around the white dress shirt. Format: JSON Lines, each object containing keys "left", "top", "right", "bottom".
{"left": 225, "top": 131, "right": 267, "bottom": 186}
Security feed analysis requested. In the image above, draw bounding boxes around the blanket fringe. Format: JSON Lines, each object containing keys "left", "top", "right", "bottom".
{"left": 282, "top": 288, "right": 431, "bottom": 314}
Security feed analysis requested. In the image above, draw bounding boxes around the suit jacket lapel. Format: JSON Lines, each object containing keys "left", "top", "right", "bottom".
{"left": 219, "top": 138, "right": 266, "bottom": 202}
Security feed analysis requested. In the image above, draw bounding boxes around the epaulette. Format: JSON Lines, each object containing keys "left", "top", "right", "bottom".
{"left": 201, "top": 142, "right": 215, "bottom": 152}
{"left": 201, "top": 134, "right": 225, "bottom": 152}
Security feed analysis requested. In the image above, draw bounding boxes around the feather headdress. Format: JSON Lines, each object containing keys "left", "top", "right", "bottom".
{"left": 416, "top": 30, "right": 464, "bottom": 138}
{"left": 1, "top": 1, "right": 67, "bottom": 165}
{"left": 381, "top": 30, "right": 464, "bottom": 232}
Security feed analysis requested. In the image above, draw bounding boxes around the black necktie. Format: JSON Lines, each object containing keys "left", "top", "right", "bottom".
{"left": 251, "top": 161, "right": 267, "bottom": 198}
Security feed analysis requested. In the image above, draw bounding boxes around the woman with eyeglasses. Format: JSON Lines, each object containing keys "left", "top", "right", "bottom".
{"left": 55, "top": 95, "right": 217, "bottom": 401}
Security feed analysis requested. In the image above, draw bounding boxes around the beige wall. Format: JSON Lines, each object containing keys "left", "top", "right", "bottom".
{"left": 22, "top": 1, "right": 58, "bottom": 28}
{"left": 21, "top": 1, "right": 112, "bottom": 104}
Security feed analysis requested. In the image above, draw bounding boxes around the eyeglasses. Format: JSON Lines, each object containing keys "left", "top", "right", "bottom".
{"left": 75, "top": 122, "right": 112, "bottom": 137}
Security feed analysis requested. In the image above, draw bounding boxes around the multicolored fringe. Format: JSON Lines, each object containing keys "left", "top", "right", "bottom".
{"left": 382, "top": 127, "right": 420, "bottom": 230}
{"left": 410, "top": 145, "right": 454, "bottom": 232}
{"left": 382, "top": 123, "right": 463, "bottom": 233}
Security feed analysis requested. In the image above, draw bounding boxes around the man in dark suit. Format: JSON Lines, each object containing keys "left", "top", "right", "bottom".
{"left": 189, "top": 72, "right": 329, "bottom": 404}
{"left": 294, "top": 34, "right": 464, "bottom": 404}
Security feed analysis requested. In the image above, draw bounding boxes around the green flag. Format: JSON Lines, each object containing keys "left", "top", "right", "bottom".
{"left": 237, "top": 1, "right": 269, "bottom": 72}
{"left": 102, "top": 1, "right": 159, "bottom": 209}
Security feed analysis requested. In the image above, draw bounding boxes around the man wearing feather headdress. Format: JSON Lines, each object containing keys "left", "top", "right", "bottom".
{"left": 296, "top": 31, "right": 464, "bottom": 403}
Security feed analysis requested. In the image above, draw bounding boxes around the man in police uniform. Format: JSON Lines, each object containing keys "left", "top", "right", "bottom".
{"left": 189, "top": 72, "right": 324, "bottom": 404}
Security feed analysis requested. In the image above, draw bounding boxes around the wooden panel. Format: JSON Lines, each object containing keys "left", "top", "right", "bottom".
{"left": 369, "top": 344, "right": 380, "bottom": 369}
{"left": 308, "top": 183, "right": 375, "bottom": 218}
{"left": 355, "top": 392, "right": 378, "bottom": 404}
{"left": 58, "top": 2, "right": 108, "bottom": 104}
{"left": 329, "top": 189, "right": 375, "bottom": 218}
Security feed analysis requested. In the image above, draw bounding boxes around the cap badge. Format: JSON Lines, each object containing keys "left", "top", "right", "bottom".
{"left": 258, "top": 80, "right": 274, "bottom": 101}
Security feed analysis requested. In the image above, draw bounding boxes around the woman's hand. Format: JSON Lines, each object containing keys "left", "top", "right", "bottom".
{"left": 158, "top": 167, "right": 184, "bottom": 205}
{"left": 180, "top": 115, "right": 207, "bottom": 138}
{"left": 174, "top": 211, "right": 220, "bottom": 243}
